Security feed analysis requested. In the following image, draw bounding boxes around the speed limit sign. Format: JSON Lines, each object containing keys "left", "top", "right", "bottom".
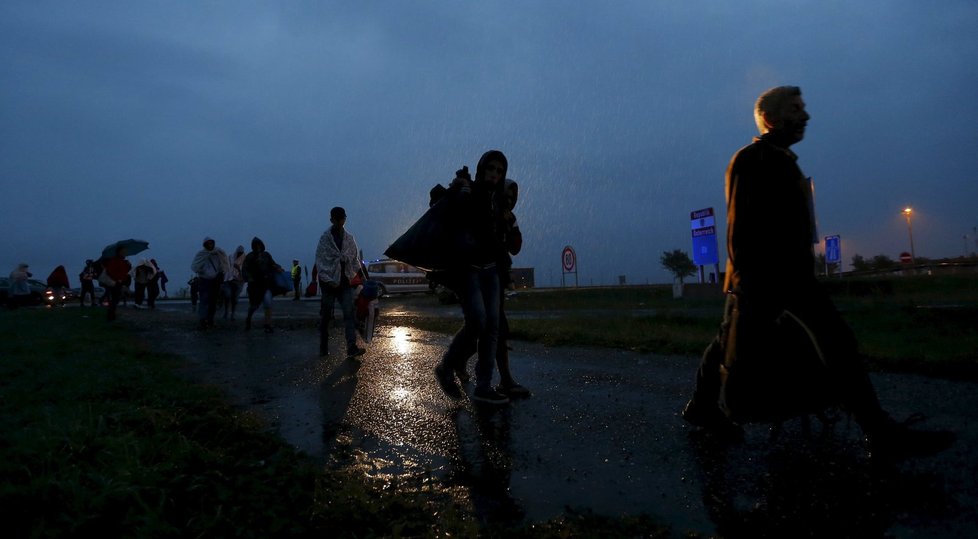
{"left": 561, "top": 245, "right": 576, "bottom": 272}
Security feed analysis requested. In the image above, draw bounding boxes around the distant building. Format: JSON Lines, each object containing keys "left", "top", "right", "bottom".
{"left": 509, "top": 267, "right": 535, "bottom": 288}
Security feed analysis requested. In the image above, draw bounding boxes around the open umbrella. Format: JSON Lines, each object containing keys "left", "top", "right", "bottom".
{"left": 101, "top": 239, "right": 149, "bottom": 260}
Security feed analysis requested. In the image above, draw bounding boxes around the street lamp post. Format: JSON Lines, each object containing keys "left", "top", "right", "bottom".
{"left": 903, "top": 207, "right": 916, "bottom": 264}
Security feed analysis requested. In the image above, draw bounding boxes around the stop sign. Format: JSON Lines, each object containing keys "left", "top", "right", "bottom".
{"left": 900, "top": 252, "right": 913, "bottom": 264}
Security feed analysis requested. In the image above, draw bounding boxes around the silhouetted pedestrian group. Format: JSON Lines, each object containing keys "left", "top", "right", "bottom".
{"left": 7, "top": 85, "right": 953, "bottom": 462}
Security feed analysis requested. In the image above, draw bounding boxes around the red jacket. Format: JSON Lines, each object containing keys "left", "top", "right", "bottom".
{"left": 104, "top": 257, "right": 131, "bottom": 283}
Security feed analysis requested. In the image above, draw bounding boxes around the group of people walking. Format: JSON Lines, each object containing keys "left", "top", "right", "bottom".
{"left": 6, "top": 256, "right": 168, "bottom": 314}
{"left": 190, "top": 236, "right": 287, "bottom": 332}
{"left": 185, "top": 208, "right": 374, "bottom": 355}
{"left": 9, "top": 85, "right": 953, "bottom": 459}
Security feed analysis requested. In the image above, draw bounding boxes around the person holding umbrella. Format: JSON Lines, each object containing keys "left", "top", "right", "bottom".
{"left": 102, "top": 246, "right": 132, "bottom": 321}
{"left": 191, "top": 236, "right": 229, "bottom": 330}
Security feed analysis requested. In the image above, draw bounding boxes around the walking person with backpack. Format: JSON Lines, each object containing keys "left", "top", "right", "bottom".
{"left": 79, "top": 259, "right": 97, "bottom": 307}
{"left": 242, "top": 237, "right": 279, "bottom": 333}
{"left": 132, "top": 259, "right": 157, "bottom": 308}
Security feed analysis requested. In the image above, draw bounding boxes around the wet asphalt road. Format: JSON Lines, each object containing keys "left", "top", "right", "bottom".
{"left": 130, "top": 297, "right": 977, "bottom": 537}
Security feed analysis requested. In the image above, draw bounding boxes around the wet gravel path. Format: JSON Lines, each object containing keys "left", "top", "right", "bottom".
{"left": 124, "top": 299, "right": 977, "bottom": 537}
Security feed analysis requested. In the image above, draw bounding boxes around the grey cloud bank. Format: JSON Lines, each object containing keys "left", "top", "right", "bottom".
{"left": 2, "top": 2, "right": 977, "bottom": 287}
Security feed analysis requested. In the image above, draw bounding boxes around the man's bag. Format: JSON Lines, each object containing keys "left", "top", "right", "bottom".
{"left": 97, "top": 270, "right": 116, "bottom": 288}
{"left": 719, "top": 298, "right": 837, "bottom": 424}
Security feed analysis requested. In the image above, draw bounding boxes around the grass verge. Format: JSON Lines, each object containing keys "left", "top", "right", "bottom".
{"left": 0, "top": 308, "right": 478, "bottom": 538}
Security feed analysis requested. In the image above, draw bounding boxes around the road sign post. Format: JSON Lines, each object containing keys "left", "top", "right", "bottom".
{"left": 824, "top": 235, "right": 841, "bottom": 276}
{"left": 561, "top": 245, "right": 578, "bottom": 287}
{"left": 690, "top": 208, "right": 720, "bottom": 284}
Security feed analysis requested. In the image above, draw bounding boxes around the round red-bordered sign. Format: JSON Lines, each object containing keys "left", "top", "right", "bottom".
{"left": 562, "top": 246, "right": 576, "bottom": 272}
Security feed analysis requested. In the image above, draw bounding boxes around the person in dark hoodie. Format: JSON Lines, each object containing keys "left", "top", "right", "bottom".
{"left": 447, "top": 177, "right": 529, "bottom": 398}
{"left": 433, "top": 150, "right": 510, "bottom": 405}
{"left": 79, "top": 259, "right": 98, "bottom": 307}
{"left": 493, "top": 178, "right": 529, "bottom": 396}
{"left": 242, "top": 237, "right": 278, "bottom": 333}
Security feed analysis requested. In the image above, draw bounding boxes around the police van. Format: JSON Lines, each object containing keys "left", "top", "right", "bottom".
{"left": 365, "top": 259, "right": 431, "bottom": 296}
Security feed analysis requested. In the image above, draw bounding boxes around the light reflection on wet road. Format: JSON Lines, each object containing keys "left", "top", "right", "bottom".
{"left": 144, "top": 299, "right": 977, "bottom": 536}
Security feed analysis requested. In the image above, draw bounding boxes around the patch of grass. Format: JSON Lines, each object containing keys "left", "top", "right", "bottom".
{"left": 826, "top": 275, "right": 978, "bottom": 376}
{"left": 0, "top": 309, "right": 479, "bottom": 537}
{"left": 512, "top": 314, "right": 716, "bottom": 355}
{"left": 504, "top": 286, "right": 676, "bottom": 310}
{"left": 408, "top": 314, "right": 715, "bottom": 356}
{"left": 407, "top": 276, "right": 978, "bottom": 378}
{"left": 845, "top": 305, "right": 978, "bottom": 377}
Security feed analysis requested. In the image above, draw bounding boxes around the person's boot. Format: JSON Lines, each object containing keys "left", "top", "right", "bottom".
{"left": 347, "top": 345, "right": 366, "bottom": 359}
{"left": 434, "top": 363, "right": 463, "bottom": 399}
{"left": 865, "top": 415, "right": 955, "bottom": 459}
{"left": 682, "top": 399, "right": 743, "bottom": 438}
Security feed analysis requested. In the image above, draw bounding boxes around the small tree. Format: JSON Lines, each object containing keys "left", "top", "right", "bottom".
{"left": 661, "top": 249, "right": 697, "bottom": 284}
{"left": 871, "top": 254, "right": 897, "bottom": 270}
{"left": 851, "top": 254, "right": 870, "bottom": 272}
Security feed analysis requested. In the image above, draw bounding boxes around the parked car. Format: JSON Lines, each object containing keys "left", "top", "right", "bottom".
{"left": 0, "top": 277, "right": 48, "bottom": 306}
{"left": 43, "top": 285, "right": 80, "bottom": 306}
{"left": 365, "top": 259, "right": 432, "bottom": 297}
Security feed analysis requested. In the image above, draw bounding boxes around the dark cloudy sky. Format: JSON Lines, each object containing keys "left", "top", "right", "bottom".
{"left": 3, "top": 1, "right": 977, "bottom": 288}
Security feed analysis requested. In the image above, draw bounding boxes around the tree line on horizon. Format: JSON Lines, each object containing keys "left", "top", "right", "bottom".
{"left": 660, "top": 248, "right": 978, "bottom": 283}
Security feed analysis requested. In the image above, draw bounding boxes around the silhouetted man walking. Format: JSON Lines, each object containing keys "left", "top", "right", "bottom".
{"left": 682, "top": 86, "right": 953, "bottom": 459}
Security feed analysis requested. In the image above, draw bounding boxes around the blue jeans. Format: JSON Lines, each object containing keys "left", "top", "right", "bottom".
{"left": 442, "top": 266, "right": 500, "bottom": 390}
{"left": 321, "top": 283, "right": 357, "bottom": 354}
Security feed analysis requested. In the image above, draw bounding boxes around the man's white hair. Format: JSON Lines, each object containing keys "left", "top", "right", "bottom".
{"left": 754, "top": 86, "right": 802, "bottom": 134}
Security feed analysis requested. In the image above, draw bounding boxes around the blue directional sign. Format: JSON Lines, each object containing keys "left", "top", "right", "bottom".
{"left": 825, "top": 235, "right": 841, "bottom": 264}
{"left": 690, "top": 208, "right": 719, "bottom": 266}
